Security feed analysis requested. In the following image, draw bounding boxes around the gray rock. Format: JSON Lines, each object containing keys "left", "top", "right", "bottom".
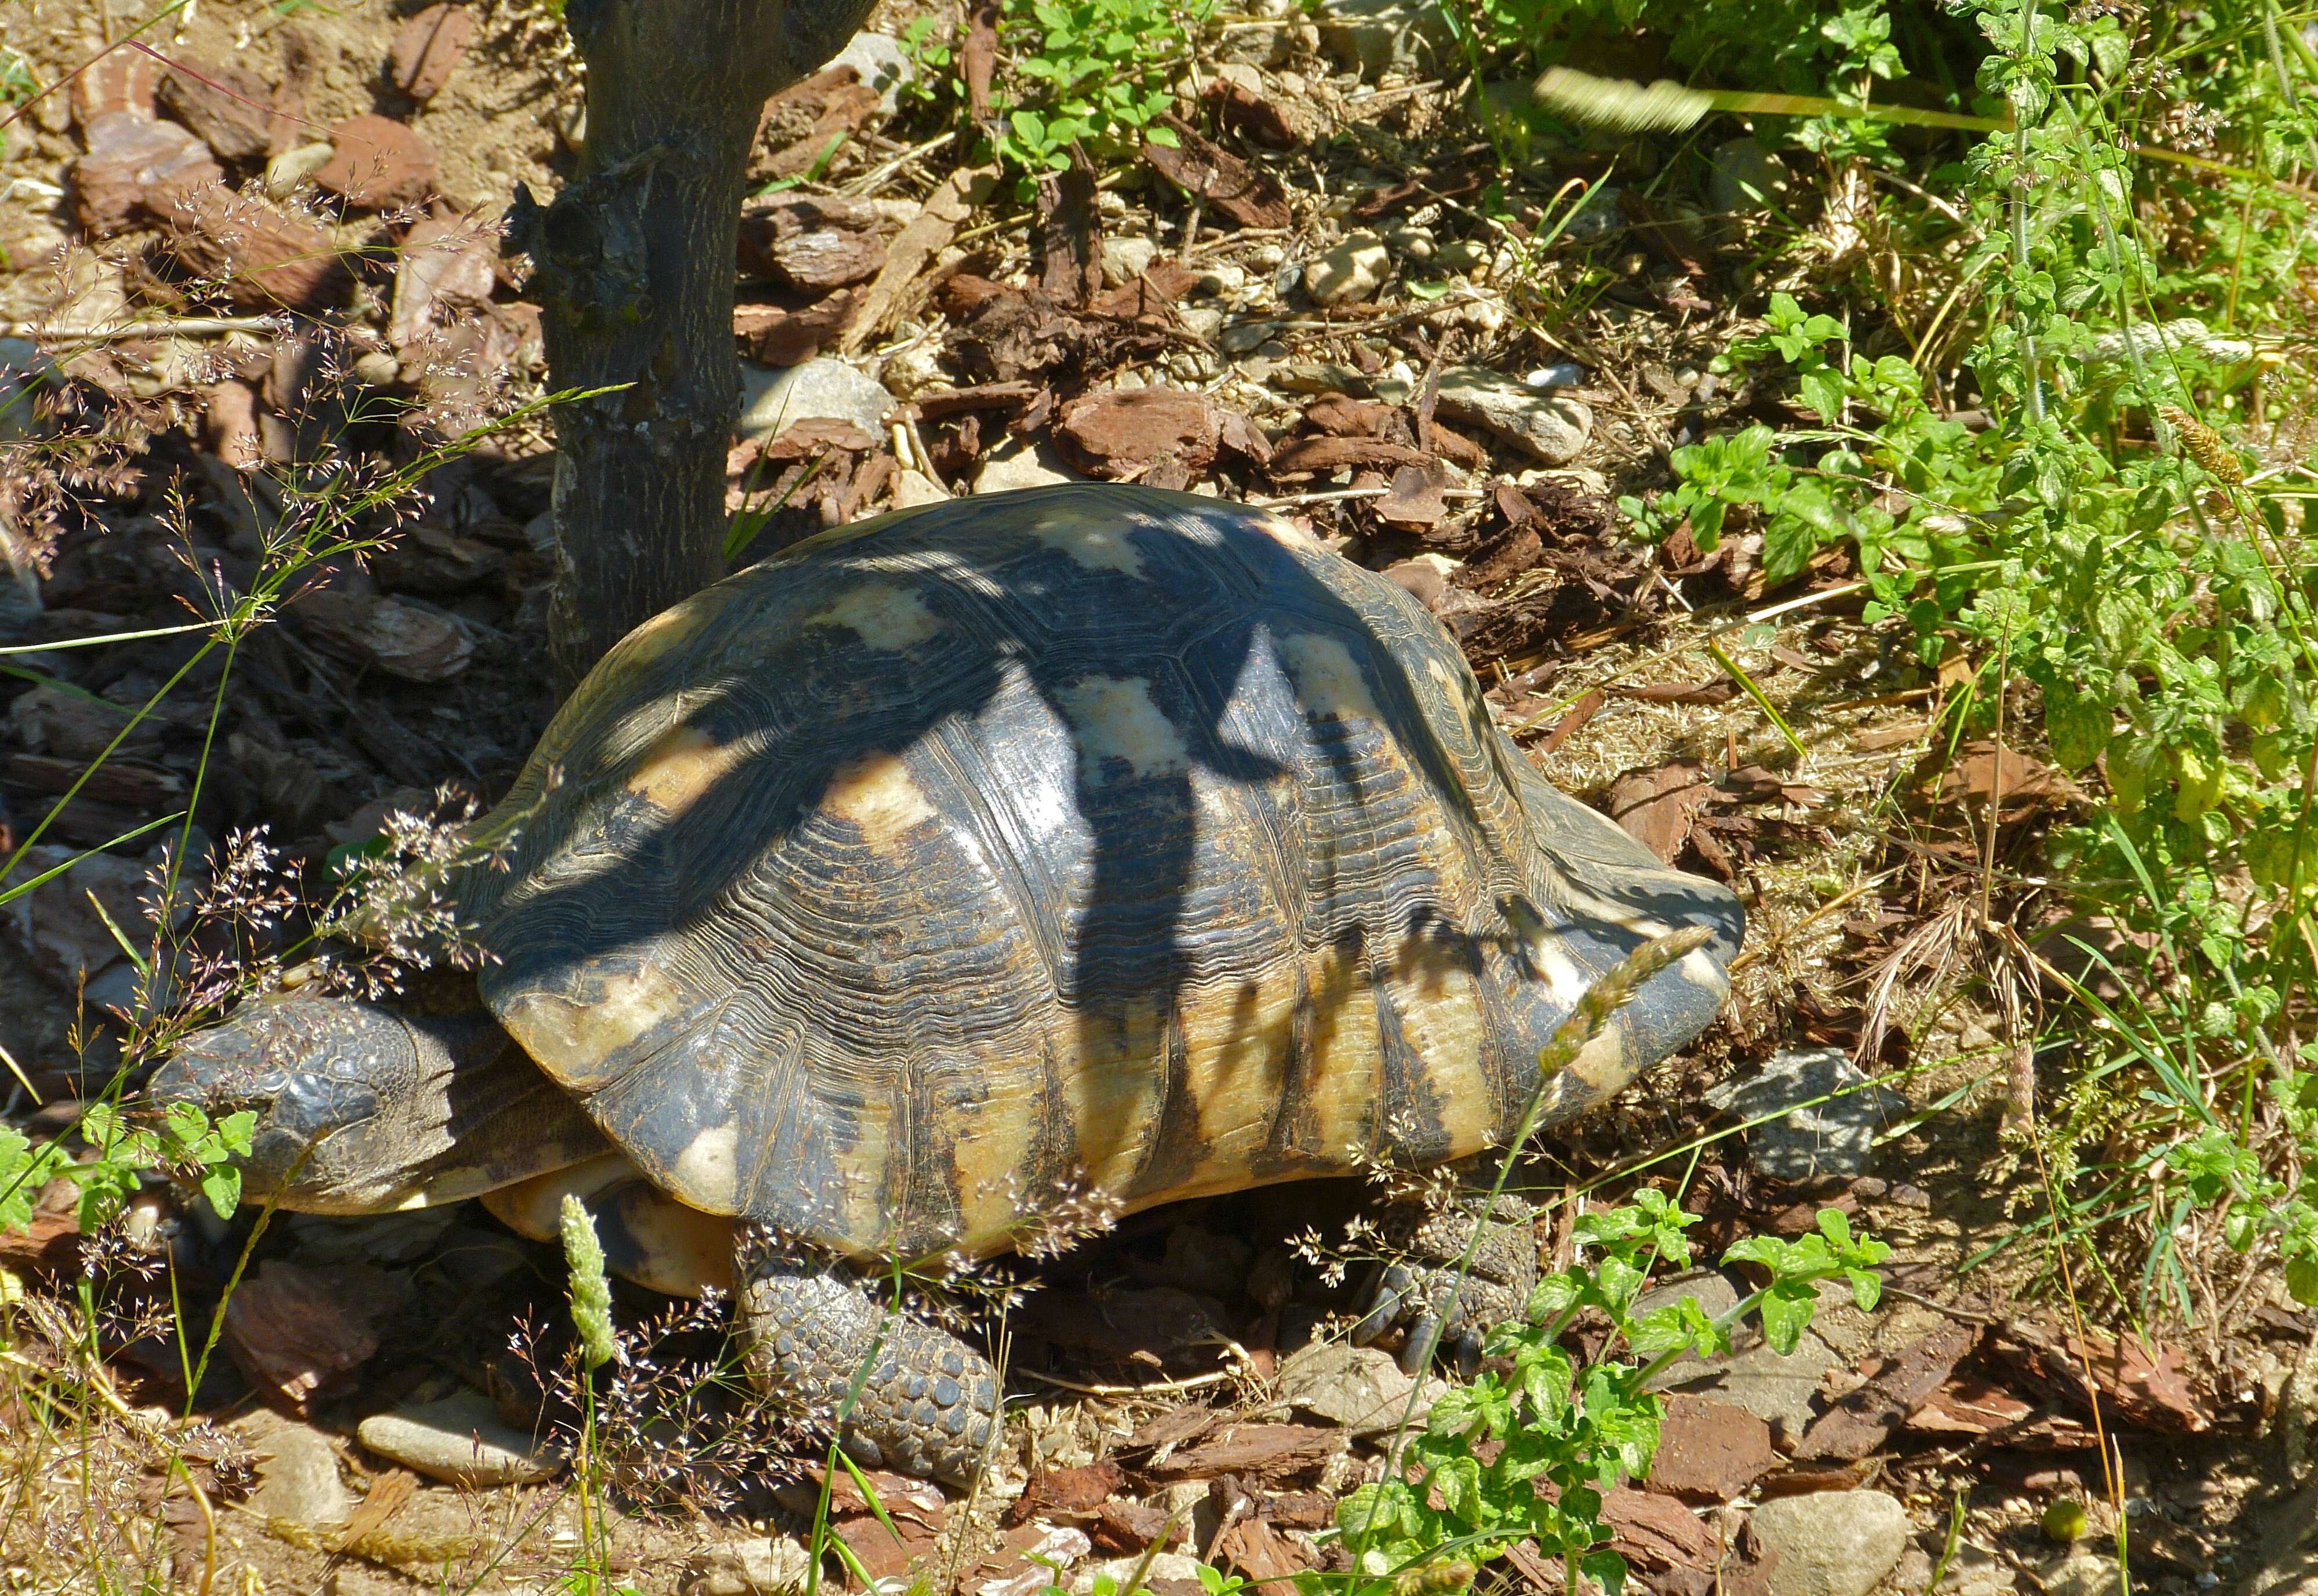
{"left": 1681, "top": 1327, "right": 1842, "bottom": 1442}
{"left": 831, "top": 31, "right": 915, "bottom": 117}
{"left": 1315, "top": 0, "right": 1453, "bottom": 75}
{"left": 1304, "top": 232, "right": 1391, "bottom": 304}
{"left": 891, "top": 468, "right": 950, "bottom": 509}
{"left": 1748, "top": 1489, "right": 1911, "bottom": 1596}
{"left": 1708, "top": 136, "right": 1792, "bottom": 214}
{"left": 1705, "top": 1047, "right": 1909, "bottom": 1179}
{"left": 242, "top": 1415, "right": 352, "bottom": 1526}
{"left": 686, "top": 1535, "right": 813, "bottom": 1596}
{"left": 1434, "top": 366, "right": 1592, "bottom": 463}
{"left": 974, "top": 439, "right": 1079, "bottom": 493}
{"left": 1101, "top": 235, "right": 1160, "bottom": 287}
{"left": 1220, "top": 318, "right": 1282, "bottom": 355}
{"left": 738, "top": 358, "right": 894, "bottom": 442}
{"left": 1070, "top": 1553, "right": 1204, "bottom": 1596}
{"left": 2038, "top": 1556, "right": 2120, "bottom": 1596}
{"left": 1193, "top": 261, "right": 1248, "bottom": 300}
{"left": 1276, "top": 1340, "right": 1441, "bottom": 1437}
{"left": 358, "top": 1390, "right": 563, "bottom": 1486}
{"left": 1218, "top": 20, "right": 1300, "bottom": 66}
{"left": 1435, "top": 238, "right": 1489, "bottom": 274}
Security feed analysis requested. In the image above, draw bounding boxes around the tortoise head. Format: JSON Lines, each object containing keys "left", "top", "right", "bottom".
{"left": 148, "top": 978, "right": 602, "bottom": 1214}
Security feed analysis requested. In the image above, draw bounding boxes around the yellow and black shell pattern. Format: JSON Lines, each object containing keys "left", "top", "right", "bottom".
{"left": 461, "top": 486, "right": 1742, "bottom": 1261}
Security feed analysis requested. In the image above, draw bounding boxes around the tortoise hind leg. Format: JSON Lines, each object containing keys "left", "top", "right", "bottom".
{"left": 739, "top": 1255, "right": 999, "bottom": 1485}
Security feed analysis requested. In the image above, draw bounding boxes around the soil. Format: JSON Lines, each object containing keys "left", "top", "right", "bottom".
{"left": 1, "top": 2, "right": 2308, "bottom": 1594}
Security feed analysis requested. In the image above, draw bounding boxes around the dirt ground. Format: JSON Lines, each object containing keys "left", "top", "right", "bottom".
{"left": 0, "top": 2, "right": 2308, "bottom": 1594}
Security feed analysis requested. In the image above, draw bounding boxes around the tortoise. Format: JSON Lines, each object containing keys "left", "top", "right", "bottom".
{"left": 152, "top": 484, "right": 1741, "bottom": 1483}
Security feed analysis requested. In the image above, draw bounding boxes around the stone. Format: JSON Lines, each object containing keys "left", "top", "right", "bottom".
{"left": 159, "top": 59, "right": 280, "bottom": 162}
{"left": 1070, "top": 1553, "right": 1204, "bottom": 1596}
{"left": 1275, "top": 1340, "right": 1441, "bottom": 1437}
{"left": 241, "top": 1414, "right": 352, "bottom": 1526}
{"left": 264, "top": 141, "right": 335, "bottom": 199}
{"left": 391, "top": 4, "right": 476, "bottom": 103}
{"left": 1193, "top": 261, "right": 1247, "bottom": 299}
{"left": 358, "top": 1390, "right": 563, "bottom": 1486}
{"left": 1704, "top": 1047, "right": 1909, "bottom": 1179}
{"left": 388, "top": 214, "right": 498, "bottom": 347}
{"left": 162, "top": 185, "right": 353, "bottom": 314}
{"left": 1681, "top": 1327, "right": 1842, "bottom": 1443}
{"left": 1435, "top": 238, "right": 1489, "bottom": 274}
{"left": 1303, "top": 232, "right": 1390, "bottom": 304}
{"left": 738, "top": 357, "right": 894, "bottom": 441}
{"left": 1101, "top": 235, "right": 1160, "bottom": 287}
{"left": 1218, "top": 21, "right": 1297, "bottom": 65}
{"left": 73, "top": 112, "right": 223, "bottom": 235}
{"left": 891, "top": 469, "right": 949, "bottom": 509}
{"left": 1747, "top": 1489, "right": 1911, "bottom": 1596}
{"left": 2038, "top": 1556, "right": 2120, "bottom": 1596}
{"left": 315, "top": 115, "right": 439, "bottom": 209}
{"left": 974, "top": 439, "right": 1080, "bottom": 493}
{"left": 3, "top": 844, "right": 160, "bottom": 990}
{"left": 684, "top": 1535, "right": 812, "bottom": 1596}
{"left": 71, "top": 48, "right": 161, "bottom": 126}
{"left": 1709, "top": 136, "right": 1792, "bottom": 215}
{"left": 1315, "top": 0, "right": 1454, "bottom": 75}
{"left": 1435, "top": 366, "right": 1592, "bottom": 463}
{"left": 832, "top": 31, "right": 916, "bottom": 117}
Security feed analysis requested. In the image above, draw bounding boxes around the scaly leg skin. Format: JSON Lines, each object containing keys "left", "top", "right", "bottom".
{"left": 1350, "top": 1191, "right": 1539, "bottom": 1376}
{"left": 739, "top": 1255, "right": 999, "bottom": 1485}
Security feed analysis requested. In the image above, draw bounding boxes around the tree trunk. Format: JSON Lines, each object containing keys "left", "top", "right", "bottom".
{"left": 518, "top": 0, "right": 874, "bottom": 688}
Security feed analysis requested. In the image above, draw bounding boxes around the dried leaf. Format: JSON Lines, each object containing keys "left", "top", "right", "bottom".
{"left": 1605, "top": 760, "right": 1714, "bottom": 863}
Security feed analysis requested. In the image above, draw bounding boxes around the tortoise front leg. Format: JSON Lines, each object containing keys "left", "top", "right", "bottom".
{"left": 739, "top": 1254, "right": 1000, "bottom": 1485}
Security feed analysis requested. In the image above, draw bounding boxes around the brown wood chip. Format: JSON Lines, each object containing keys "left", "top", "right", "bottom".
{"left": 1118, "top": 1404, "right": 1219, "bottom": 1455}
{"left": 1008, "top": 1460, "right": 1127, "bottom": 1524}
{"left": 1987, "top": 1321, "right": 2210, "bottom": 1434}
{"left": 1142, "top": 118, "right": 1291, "bottom": 230}
{"left": 1213, "top": 1517, "right": 1314, "bottom": 1583}
{"left": 1143, "top": 1423, "right": 1342, "bottom": 1484}
{"left": 1605, "top": 760, "right": 1714, "bottom": 863}
{"left": 1792, "top": 1320, "right": 1978, "bottom": 1462}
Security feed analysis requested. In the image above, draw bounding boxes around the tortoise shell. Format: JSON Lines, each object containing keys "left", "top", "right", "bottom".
{"left": 460, "top": 486, "right": 1741, "bottom": 1260}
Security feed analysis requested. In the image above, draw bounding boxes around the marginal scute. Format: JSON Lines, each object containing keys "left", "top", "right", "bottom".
{"left": 465, "top": 485, "right": 1743, "bottom": 1260}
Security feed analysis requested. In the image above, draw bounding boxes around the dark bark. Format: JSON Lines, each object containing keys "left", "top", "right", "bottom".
{"left": 512, "top": 0, "right": 874, "bottom": 688}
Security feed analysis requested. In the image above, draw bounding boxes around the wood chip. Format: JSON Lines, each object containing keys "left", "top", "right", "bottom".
{"left": 1612, "top": 678, "right": 1739, "bottom": 705}
{"left": 1375, "top": 460, "right": 1447, "bottom": 528}
{"left": 734, "top": 294, "right": 859, "bottom": 366}
{"left": 221, "top": 1260, "right": 396, "bottom": 1413}
{"left": 1605, "top": 759, "right": 1714, "bottom": 863}
{"left": 1142, "top": 118, "right": 1290, "bottom": 229}
{"left": 1601, "top": 1486, "right": 1720, "bottom": 1575}
{"left": 387, "top": 213, "right": 497, "bottom": 347}
{"left": 1988, "top": 1322, "right": 2210, "bottom": 1434}
{"left": 1212, "top": 1517, "right": 1313, "bottom": 1583}
{"left": 840, "top": 167, "right": 993, "bottom": 354}
{"left": 1646, "top": 1395, "right": 1778, "bottom": 1502}
{"left": 1142, "top": 1423, "right": 1343, "bottom": 1485}
{"left": 1532, "top": 687, "right": 1603, "bottom": 755}
{"left": 1793, "top": 1321, "right": 1979, "bottom": 1462}
{"left": 738, "top": 195, "right": 889, "bottom": 291}
{"left": 1008, "top": 1460, "right": 1126, "bottom": 1524}
{"left": 292, "top": 591, "right": 474, "bottom": 683}
{"left": 71, "top": 48, "right": 159, "bottom": 127}
{"left": 1057, "top": 387, "right": 1222, "bottom": 482}
{"left": 1268, "top": 435, "right": 1439, "bottom": 477}
{"left": 1118, "top": 1404, "right": 1218, "bottom": 1456}
{"left": 390, "top": 3, "right": 475, "bottom": 102}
